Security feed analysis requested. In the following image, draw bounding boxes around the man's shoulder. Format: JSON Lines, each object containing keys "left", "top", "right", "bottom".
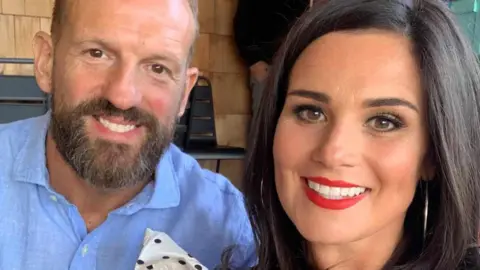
{"left": 162, "top": 146, "right": 257, "bottom": 268}
{"left": 0, "top": 117, "right": 40, "bottom": 163}
{"left": 167, "top": 145, "right": 250, "bottom": 232}
{"left": 168, "top": 145, "right": 245, "bottom": 199}
{"left": 0, "top": 116, "right": 41, "bottom": 139}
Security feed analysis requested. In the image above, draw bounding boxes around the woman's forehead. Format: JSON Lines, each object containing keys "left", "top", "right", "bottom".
{"left": 288, "top": 30, "right": 422, "bottom": 106}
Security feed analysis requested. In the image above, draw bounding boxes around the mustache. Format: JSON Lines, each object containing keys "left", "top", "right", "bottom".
{"left": 72, "top": 98, "right": 156, "bottom": 126}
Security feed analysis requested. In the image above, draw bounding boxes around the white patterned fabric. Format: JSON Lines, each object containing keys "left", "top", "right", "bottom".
{"left": 135, "top": 229, "right": 208, "bottom": 270}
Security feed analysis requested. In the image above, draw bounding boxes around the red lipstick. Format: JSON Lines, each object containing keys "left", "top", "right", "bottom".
{"left": 308, "top": 176, "right": 361, "bottom": 188}
{"left": 304, "top": 176, "right": 367, "bottom": 210}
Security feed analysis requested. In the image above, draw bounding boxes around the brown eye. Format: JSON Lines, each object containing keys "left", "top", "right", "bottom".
{"left": 151, "top": 64, "right": 166, "bottom": 74}
{"left": 371, "top": 118, "right": 394, "bottom": 131}
{"left": 294, "top": 105, "right": 326, "bottom": 123}
{"left": 366, "top": 114, "right": 404, "bottom": 132}
{"left": 88, "top": 49, "right": 104, "bottom": 58}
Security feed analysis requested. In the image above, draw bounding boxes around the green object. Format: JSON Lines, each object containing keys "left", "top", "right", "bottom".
{"left": 450, "top": 0, "right": 477, "bottom": 13}
{"left": 451, "top": 0, "right": 480, "bottom": 55}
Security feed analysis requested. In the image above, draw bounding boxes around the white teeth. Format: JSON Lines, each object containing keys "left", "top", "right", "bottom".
{"left": 307, "top": 180, "right": 367, "bottom": 200}
{"left": 331, "top": 187, "right": 341, "bottom": 197}
{"left": 99, "top": 117, "right": 136, "bottom": 133}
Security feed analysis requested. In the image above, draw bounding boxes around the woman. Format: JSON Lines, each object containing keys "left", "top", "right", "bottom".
{"left": 242, "top": 0, "right": 480, "bottom": 269}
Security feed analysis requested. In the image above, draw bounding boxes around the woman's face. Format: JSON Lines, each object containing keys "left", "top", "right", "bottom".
{"left": 273, "top": 30, "right": 431, "bottom": 246}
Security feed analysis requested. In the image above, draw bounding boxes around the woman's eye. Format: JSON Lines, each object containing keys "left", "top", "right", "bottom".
{"left": 151, "top": 64, "right": 166, "bottom": 74}
{"left": 366, "top": 115, "right": 404, "bottom": 132}
{"left": 294, "top": 105, "right": 326, "bottom": 123}
{"left": 87, "top": 49, "right": 105, "bottom": 58}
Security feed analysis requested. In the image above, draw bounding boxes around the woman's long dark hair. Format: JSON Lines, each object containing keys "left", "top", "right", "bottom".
{"left": 243, "top": 0, "right": 480, "bottom": 269}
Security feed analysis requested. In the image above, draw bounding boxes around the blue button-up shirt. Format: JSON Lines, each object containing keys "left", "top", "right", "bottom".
{"left": 0, "top": 113, "right": 256, "bottom": 270}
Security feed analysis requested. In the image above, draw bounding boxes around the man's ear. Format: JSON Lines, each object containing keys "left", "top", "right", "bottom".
{"left": 33, "top": 31, "right": 54, "bottom": 94}
{"left": 177, "top": 67, "right": 199, "bottom": 117}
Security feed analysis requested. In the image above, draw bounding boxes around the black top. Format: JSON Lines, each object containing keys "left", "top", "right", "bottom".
{"left": 458, "top": 247, "right": 480, "bottom": 270}
{"left": 233, "top": 0, "right": 310, "bottom": 66}
{"left": 246, "top": 248, "right": 480, "bottom": 269}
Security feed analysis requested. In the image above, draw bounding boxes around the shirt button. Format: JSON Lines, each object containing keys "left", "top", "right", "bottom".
{"left": 82, "top": 245, "right": 89, "bottom": 257}
{"left": 50, "top": 195, "right": 58, "bottom": 202}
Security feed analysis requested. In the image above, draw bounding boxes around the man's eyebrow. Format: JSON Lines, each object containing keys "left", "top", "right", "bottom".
{"left": 75, "top": 39, "right": 114, "bottom": 50}
{"left": 75, "top": 38, "right": 183, "bottom": 68}
{"left": 143, "top": 53, "right": 182, "bottom": 67}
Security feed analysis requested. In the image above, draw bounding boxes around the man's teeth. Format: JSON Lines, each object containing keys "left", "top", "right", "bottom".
{"left": 99, "top": 117, "right": 136, "bottom": 133}
{"left": 307, "top": 180, "right": 366, "bottom": 200}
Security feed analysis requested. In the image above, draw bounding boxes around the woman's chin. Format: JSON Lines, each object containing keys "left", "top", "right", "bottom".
{"left": 294, "top": 218, "right": 369, "bottom": 247}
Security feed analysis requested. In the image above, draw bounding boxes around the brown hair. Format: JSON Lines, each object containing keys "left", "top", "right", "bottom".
{"left": 241, "top": 0, "right": 480, "bottom": 269}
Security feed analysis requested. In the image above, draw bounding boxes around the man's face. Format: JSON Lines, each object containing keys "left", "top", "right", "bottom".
{"left": 34, "top": 0, "right": 198, "bottom": 190}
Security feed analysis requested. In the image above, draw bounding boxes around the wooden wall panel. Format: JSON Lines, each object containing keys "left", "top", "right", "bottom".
{"left": 25, "top": 0, "right": 52, "bottom": 17}
{"left": 219, "top": 160, "right": 244, "bottom": 190}
{"left": 198, "top": 0, "right": 214, "bottom": 34}
{"left": 214, "top": 0, "right": 236, "bottom": 36}
{"left": 1, "top": 0, "right": 251, "bottom": 187}
{"left": 14, "top": 16, "right": 39, "bottom": 75}
{"left": 197, "top": 160, "right": 218, "bottom": 172}
{"left": 215, "top": 114, "right": 250, "bottom": 148}
{"left": 0, "top": 14, "right": 15, "bottom": 74}
{"left": 14, "top": 16, "right": 39, "bottom": 57}
{"left": 40, "top": 17, "right": 50, "bottom": 33}
{"left": 0, "top": 14, "right": 15, "bottom": 56}
{"left": 0, "top": 14, "right": 14, "bottom": 74}
{"left": 211, "top": 72, "right": 250, "bottom": 115}
{"left": 208, "top": 35, "right": 243, "bottom": 73}
{"left": 2, "top": 0, "right": 24, "bottom": 15}
{"left": 191, "top": 33, "right": 210, "bottom": 71}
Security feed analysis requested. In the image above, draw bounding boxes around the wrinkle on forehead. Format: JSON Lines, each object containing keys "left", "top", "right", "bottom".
{"left": 67, "top": 0, "right": 195, "bottom": 51}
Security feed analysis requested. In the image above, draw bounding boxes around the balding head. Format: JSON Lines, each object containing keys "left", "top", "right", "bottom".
{"left": 33, "top": 0, "right": 200, "bottom": 192}
{"left": 50, "top": 0, "right": 199, "bottom": 62}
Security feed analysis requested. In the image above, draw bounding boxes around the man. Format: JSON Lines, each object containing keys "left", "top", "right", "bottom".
{"left": 233, "top": 0, "right": 312, "bottom": 115}
{"left": 0, "top": 0, "right": 255, "bottom": 269}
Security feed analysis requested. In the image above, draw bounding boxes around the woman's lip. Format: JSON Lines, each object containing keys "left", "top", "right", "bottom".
{"left": 304, "top": 176, "right": 363, "bottom": 188}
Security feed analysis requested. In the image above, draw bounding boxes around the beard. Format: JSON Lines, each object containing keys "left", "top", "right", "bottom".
{"left": 49, "top": 91, "right": 177, "bottom": 191}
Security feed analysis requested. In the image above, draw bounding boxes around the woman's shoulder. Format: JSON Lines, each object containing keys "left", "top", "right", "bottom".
{"left": 458, "top": 247, "right": 480, "bottom": 270}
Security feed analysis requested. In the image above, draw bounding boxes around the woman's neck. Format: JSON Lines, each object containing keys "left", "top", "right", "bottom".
{"left": 309, "top": 218, "right": 405, "bottom": 270}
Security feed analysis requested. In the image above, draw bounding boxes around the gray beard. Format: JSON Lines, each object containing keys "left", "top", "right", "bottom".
{"left": 49, "top": 95, "right": 176, "bottom": 191}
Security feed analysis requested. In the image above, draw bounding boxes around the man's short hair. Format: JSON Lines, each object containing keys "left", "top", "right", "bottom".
{"left": 50, "top": 0, "right": 199, "bottom": 63}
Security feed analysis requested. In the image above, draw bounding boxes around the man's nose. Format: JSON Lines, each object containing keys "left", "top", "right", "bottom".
{"left": 102, "top": 64, "right": 142, "bottom": 110}
{"left": 311, "top": 120, "right": 361, "bottom": 169}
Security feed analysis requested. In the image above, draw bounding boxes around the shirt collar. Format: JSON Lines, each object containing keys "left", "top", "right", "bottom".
{"left": 13, "top": 112, "right": 51, "bottom": 187}
{"left": 13, "top": 112, "right": 181, "bottom": 209}
{"left": 144, "top": 145, "right": 181, "bottom": 209}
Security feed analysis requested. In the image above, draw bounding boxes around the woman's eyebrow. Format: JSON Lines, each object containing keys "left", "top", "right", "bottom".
{"left": 288, "top": 90, "right": 419, "bottom": 113}
{"left": 287, "top": 89, "right": 330, "bottom": 103}
{"left": 363, "top": 98, "right": 419, "bottom": 113}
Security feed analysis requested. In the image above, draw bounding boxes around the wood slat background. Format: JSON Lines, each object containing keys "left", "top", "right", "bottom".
{"left": 0, "top": 0, "right": 250, "bottom": 188}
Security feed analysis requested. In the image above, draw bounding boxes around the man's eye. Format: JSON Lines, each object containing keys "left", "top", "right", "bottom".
{"left": 151, "top": 64, "right": 166, "bottom": 74}
{"left": 88, "top": 49, "right": 105, "bottom": 58}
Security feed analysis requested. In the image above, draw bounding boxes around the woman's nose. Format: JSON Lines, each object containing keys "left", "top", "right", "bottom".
{"left": 311, "top": 120, "right": 361, "bottom": 169}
